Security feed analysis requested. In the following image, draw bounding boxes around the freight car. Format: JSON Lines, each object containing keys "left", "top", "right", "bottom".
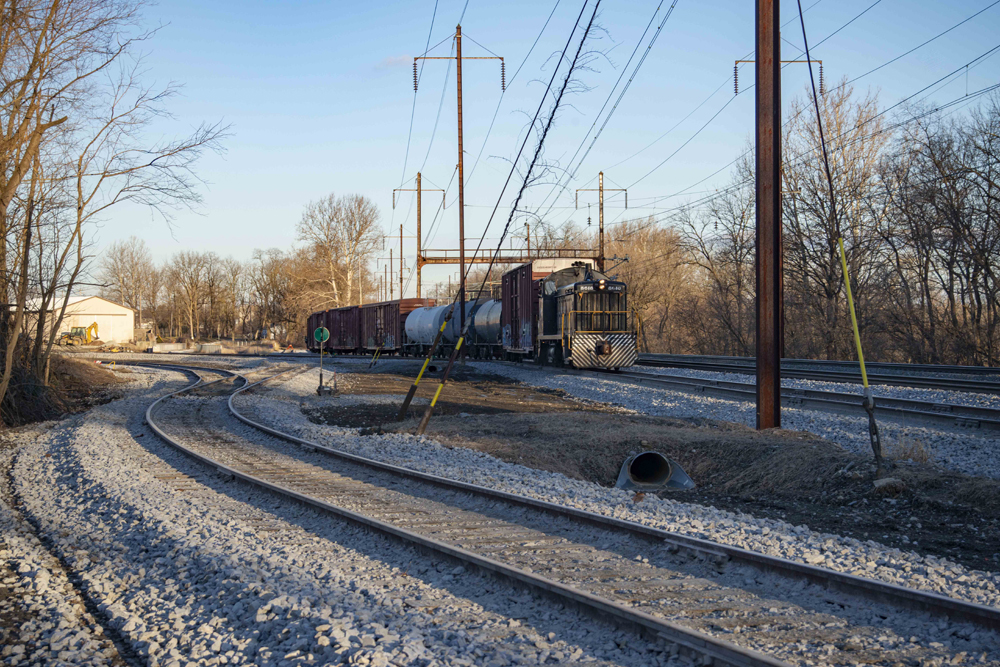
{"left": 306, "top": 298, "right": 435, "bottom": 354}
{"left": 503, "top": 259, "right": 637, "bottom": 369}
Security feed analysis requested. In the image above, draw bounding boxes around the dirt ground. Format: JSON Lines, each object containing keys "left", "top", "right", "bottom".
{"left": 307, "top": 365, "right": 1000, "bottom": 574}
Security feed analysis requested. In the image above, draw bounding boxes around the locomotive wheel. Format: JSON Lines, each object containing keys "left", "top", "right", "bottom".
{"left": 546, "top": 344, "right": 563, "bottom": 367}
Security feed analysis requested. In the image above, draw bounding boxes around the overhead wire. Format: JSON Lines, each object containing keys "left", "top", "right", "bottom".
{"left": 617, "top": 76, "right": 1000, "bottom": 247}
{"left": 462, "top": 0, "right": 600, "bottom": 301}
{"left": 611, "top": 5, "right": 1000, "bottom": 233}
{"left": 529, "top": 0, "right": 683, "bottom": 220}
{"left": 465, "top": 0, "right": 562, "bottom": 184}
{"left": 389, "top": 0, "right": 440, "bottom": 246}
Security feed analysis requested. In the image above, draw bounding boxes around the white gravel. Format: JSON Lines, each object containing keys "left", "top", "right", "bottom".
{"left": 0, "top": 436, "right": 123, "bottom": 666}
{"left": 234, "top": 364, "right": 1000, "bottom": 614}
{"left": 636, "top": 363, "right": 1000, "bottom": 412}
{"left": 5, "top": 365, "right": 681, "bottom": 666}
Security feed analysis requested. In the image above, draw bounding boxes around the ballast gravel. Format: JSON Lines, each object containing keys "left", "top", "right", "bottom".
{"left": 0, "top": 440, "right": 124, "bottom": 666}
{"left": 6, "top": 366, "right": 682, "bottom": 666}
{"left": 234, "top": 364, "right": 1000, "bottom": 613}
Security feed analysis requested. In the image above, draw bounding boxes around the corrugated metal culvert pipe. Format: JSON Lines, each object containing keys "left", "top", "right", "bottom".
{"left": 615, "top": 451, "right": 695, "bottom": 490}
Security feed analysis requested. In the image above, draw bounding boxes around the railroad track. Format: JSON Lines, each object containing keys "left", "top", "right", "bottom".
{"left": 638, "top": 354, "right": 1000, "bottom": 395}
{"left": 572, "top": 368, "right": 1000, "bottom": 433}
{"left": 140, "top": 363, "right": 1000, "bottom": 667}
{"left": 110, "top": 356, "right": 1000, "bottom": 431}
{"left": 100, "top": 349, "right": 1000, "bottom": 394}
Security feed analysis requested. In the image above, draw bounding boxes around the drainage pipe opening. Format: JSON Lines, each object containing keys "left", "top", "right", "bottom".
{"left": 615, "top": 451, "right": 695, "bottom": 490}
{"left": 629, "top": 452, "right": 672, "bottom": 485}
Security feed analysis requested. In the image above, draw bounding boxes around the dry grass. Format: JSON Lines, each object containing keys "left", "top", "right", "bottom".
{"left": 885, "top": 437, "right": 933, "bottom": 464}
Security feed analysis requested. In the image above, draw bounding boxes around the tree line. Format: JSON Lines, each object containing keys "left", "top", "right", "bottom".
{"left": 616, "top": 85, "right": 1000, "bottom": 365}
{"left": 98, "top": 193, "right": 384, "bottom": 343}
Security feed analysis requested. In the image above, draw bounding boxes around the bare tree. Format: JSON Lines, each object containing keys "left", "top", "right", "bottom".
{"left": 295, "top": 193, "right": 381, "bottom": 309}
{"left": 98, "top": 235, "right": 152, "bottom": 323}
{"left": 782, "top": 82, "right": 888, "bottom": 359}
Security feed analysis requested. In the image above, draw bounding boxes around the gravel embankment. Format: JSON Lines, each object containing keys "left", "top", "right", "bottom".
{"left": 236, "top": 365, "right": 1000, "bottom": 613}
{"left": 7, "top": 366, "right": 679, "bottom": 666}
{"left": 0, "top": 437, "right": 124, "bottom": 666}
{"left": 480, "top": 362, "right": 1000, "bottom": 481}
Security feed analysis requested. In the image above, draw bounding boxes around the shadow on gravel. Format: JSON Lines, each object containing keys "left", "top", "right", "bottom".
{"left": 119, "top": 403, "right": 670, "bottom": 664}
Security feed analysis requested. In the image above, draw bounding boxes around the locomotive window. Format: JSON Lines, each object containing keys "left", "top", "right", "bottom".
{"left": 576, "top": 291, "right": 628, "bottom": 332}
{"left": 579, "top": 291, "right": 625, "bottom": 312}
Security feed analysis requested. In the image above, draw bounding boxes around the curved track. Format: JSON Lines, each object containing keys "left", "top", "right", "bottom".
{"left": 139, "top": 362, "right": 999, "bottom": 667}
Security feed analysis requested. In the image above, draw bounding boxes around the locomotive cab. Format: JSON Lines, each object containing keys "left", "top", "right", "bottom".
{"left": 536, "top": 264, "right": 638, "bottom": 369}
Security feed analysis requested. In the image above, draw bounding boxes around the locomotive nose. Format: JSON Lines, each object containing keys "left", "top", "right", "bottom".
{"left": 594, "top": 340, "right": 613, "bottom": 356}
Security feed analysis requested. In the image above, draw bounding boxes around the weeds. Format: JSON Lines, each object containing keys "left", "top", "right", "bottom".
{"left": 885, "top": 437, "right": 933, "bottom": 464}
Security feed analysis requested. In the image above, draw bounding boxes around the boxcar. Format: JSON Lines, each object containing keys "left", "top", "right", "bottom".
{"left": 360, "top": 298, "right": 435, "bottom": 353}
{"left": 328, "top": 306, "right": 360, "bottom": 352}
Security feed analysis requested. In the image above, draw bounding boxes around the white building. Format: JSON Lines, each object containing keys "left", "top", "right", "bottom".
{"left": 53, "top": 296, "right": 135, "bottom": 344}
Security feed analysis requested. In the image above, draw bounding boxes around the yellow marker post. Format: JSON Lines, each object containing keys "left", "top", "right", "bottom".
{"left": 838, "top": 237, "right": 885, "bottom": 470}
{"left": 838, "top": 238, "right": 868, "bottom": 389}
{"left": 397, "top": 318, "right": 450, "bottom": 421}
{"left": 417, "top": 335, "right": 464, "bottom": 434}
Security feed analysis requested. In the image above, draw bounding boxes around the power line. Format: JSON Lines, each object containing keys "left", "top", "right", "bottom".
{"left": 466, "top": 0, "right": 562, "bottom": 185}
{"left": 624, "top": 1, "right": 1000, "bottom": 220}
{"left": 530, "top": 0, "right": 683, "bottom": 220}
{"left": 619, "top": 76, "right": 1000, "bottom": 240}
{"left": 390, "top": 0, "right": 440, "bottom": 240}
{"left": 464, "top": 0, "right": 599, "bottom": 296}
{"left": 625, "top": 0, "right": 884, "bottom": 190}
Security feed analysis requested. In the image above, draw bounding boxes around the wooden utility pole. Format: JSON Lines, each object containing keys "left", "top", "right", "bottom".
{"left": 456, "top": 25, "right": 466, "bottom": 326}
{"left": 414, "top": 26, "right": 503, "bottom": 330}
{"left": 755, "top": 0, "right": 782, "bottom": 429}
{"left": 399, "top": 224, "right": 404, "bottom": 299}
{"left": 394, "top": 173, "right": 445, "bottom": 299}
{"left": 577, "top": 172, "right": 627, "bottom": 272}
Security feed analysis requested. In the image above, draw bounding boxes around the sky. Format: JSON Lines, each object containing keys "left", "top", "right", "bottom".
{"left": 97, "top": 0, "right": 1000, "bottom": 296}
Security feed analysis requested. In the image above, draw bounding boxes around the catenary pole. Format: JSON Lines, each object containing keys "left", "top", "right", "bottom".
{"left": 755, "top": 0, "right": 782, "bottom": 429}
{"left": 456, "top": 24, "right": 466, "bottom": 332}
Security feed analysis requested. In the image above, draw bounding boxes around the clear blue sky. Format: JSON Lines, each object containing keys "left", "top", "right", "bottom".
{"left": 100, "top": 0, "right": 1000, "bottom": 295}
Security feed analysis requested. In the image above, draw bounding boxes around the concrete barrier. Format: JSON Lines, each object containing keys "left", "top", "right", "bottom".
{"left": 151, "top": 343, "right": 187, "bottom": 353}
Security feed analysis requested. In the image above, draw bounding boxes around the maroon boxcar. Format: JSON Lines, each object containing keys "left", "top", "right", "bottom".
{"left": 502, "top": 259, "right": 593, "bottom": 357}
{"left": 306, "top": 312, "right": 319, "bottom": 350}
{"left": 360, "top": 298, "right": 434, "bottom": 352}
{"left": 501, "top": 264, "right": 538, "bottom": 355}
{"left": 328, "top": 306, "right": 360, "bottom": 352}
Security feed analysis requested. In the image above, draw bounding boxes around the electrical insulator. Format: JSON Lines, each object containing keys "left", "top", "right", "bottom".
{"left": 734, "top": 63, "right": 739, "bottom": 95}
{"left": 819, "top": 63, "right": 825, "bottom": 95}
{"left": 501, "top": 60, "right": 506, "bottom": 91}
{"left": 413, "top": 62, "right": 418, "bottom": 92}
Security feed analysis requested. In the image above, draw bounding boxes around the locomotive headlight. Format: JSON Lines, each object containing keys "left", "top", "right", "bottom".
{"left": 598, "top": 279, "right": 606, "bottom": 290}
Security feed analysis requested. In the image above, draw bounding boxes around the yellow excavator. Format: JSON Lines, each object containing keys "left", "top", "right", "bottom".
{"left": 58, "top": 322, "right": 99, "bottom": 346}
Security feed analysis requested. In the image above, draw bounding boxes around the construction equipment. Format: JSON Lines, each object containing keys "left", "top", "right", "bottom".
{"left": 58, "top": 322, "right": 99, "bottom": 346}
